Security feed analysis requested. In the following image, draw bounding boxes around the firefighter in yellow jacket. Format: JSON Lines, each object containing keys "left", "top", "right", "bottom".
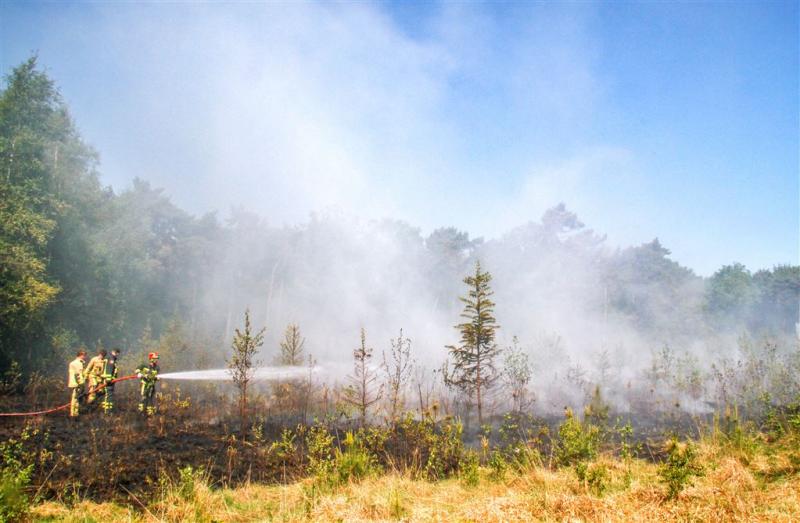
{"left": 136, "top": 352, "right": 160, "bottom": 415}
{"left": 83, "top": 349, "right": 107, "bottom": 405}
{"left": 100, "top": 348, "right": 121, "bottom": 413}
{"left": 67, "top": 349, "right": 87, "bottom": 417}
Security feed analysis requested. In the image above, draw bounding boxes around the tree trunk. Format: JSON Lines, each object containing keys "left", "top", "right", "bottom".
{"left": 241, "top": 381, "right": 248, "bottom": 437}
{"left": 476, "top": 368, "right": 483, "bottom": 426}
{"left": 264, "top": 261, "right": 279, "bottom": 327}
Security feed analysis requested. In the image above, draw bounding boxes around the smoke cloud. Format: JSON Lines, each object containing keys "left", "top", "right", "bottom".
{"left": 32, "top": 3, "right": 625, "bottom": 242}
{"left": 5, "top": 3, "right": 796, "bottom": 415}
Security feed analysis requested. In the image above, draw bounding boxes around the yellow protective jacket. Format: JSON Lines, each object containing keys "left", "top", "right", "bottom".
{"left": 136, "top": 362, "right": 159, "bottom": 385}
{"left": 68, "top": 358, "right": 85, "bottom": 388}
{"left": 84, "top": 355, "right": 106, "bottom": 380}
{"left": 101, "top": 356, "right": 119, "bottom": 381}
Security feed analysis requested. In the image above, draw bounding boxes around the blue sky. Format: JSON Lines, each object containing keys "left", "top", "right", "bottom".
{"left": 1, "top": 1, "right": 797, "bottom": 275}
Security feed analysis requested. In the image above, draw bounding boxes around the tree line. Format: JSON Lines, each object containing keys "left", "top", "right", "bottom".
{"left": 1, "top": 57, "right": 798, "bottom": 379}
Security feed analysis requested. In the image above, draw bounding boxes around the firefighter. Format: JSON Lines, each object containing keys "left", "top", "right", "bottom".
{"left": 83, "top": 349, "right": 107, "bottom": 405}
{"left": 67, "top": 349, "right": 87, "bottom": 417}
{"left": 100, "top": 347, "right": 121, "bottom": 413}
{"left": 136, "top": 352, "right": 159, "bottom": 415}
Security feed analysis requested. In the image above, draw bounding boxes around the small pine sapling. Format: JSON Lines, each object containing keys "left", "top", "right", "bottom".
{"left": 227, "top": 309, "right": 265, "bottom": 435}
{"left": 382, "top": 328, "right": 414, "bottom": 424}
{"left": 343, "top": 328, "right": 384, "bottom": 424}
{"left": 277, "top": 323, "right": 305, "bottom": 366}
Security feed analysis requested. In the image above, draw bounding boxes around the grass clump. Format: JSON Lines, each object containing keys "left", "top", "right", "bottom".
{"left": 387, "top": 486, "right": 408, "bottom": 520}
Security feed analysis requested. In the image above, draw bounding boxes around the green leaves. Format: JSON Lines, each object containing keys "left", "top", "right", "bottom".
{"left": 0, "top": 58, "right": 67, "bottom": 356}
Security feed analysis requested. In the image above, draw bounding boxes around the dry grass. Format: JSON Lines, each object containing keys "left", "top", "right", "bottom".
{"left": 30, "top": 443, "right": 800, "bottom": 523}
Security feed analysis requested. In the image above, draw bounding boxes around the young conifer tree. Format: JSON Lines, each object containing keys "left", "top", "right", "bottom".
{"left": 277, "top": 323, "right": 305, "bottom": 366}
{"left": 502, "top": 336, "right": 533, "bottom": 413}
{"left": 443, "top": 261, "right": 501, "bottom": 425}
{"left": 343, "top": 328, "right": 383, "bottom": 423}
{"left": 382, "top": 328, "right": 414, "bottom": 423}
{"left": 273, "top": 323, "right": 306, "bottom": 416}
{"left": 227, "top": 309, "right": 265, "bottom": 434}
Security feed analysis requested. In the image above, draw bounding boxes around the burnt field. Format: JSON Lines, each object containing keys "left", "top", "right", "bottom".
{"left": 0, "top": 378, "right": 741, "bottom": 505}
{"left": 1, "top": 355, "right": 799, "bottom": 523}
{"left": 0, "top": 382, "right": 294, "bottom": 502}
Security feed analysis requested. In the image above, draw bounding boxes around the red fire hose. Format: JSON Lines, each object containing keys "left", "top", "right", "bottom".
{"left": 0, "top": 375, "right": 139, "bottom": 417}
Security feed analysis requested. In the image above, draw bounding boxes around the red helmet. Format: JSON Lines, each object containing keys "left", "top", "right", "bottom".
{"left": 148, "top": 352, "right": 159, "bottom": 360}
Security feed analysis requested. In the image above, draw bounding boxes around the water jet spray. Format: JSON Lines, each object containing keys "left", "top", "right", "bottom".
{"left": 159, "top": 365, "right": 321, "bottom": 381}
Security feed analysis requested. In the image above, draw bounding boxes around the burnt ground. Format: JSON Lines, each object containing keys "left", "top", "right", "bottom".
{"left": 0, "top": 381, "right": 712, "bottom": 504}
{"left": 0, "top": 382, "right": 305, "bottom": 504}
{"left": 0, "top": 412, "right": 306, "bottom": 503}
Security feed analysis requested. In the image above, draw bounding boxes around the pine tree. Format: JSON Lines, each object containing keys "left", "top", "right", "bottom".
{"left": 443, "top": 261, "right": 501, "bottom": 425}
{"left": 227, "top": 309, "right": 264, "bottom": 434}
{"left": 343, "top": 328, "right": 383, "bottom": 423}
{"left": 277, "top": 323, "right": 305, "bottom": 366}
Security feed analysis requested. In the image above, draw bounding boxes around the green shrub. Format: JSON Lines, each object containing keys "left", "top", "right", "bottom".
{"left": 305, "top": 426, "right": 380, "bottom": 488}
{"left": 381, "top": 415, "right": 470, "bottom": 480}
{"left": 659, "top": 437, "right": 703, "bottom": 499}
{"left": 0, "top": 428, "right": 35, "bottom": 522}
{"left": 155, "top": 463, "right": 209, "bottom": 519}
{"left": 459, "top": 450, "right": 480, "bottom": 487}
{"left": 576, "top": 462, "right": 609, "bottom": 496}
{"left": 790, "top": 412, "right": 800, "bottom": 432}
{"left": 332, "top": 430, "right": 380, "bottom": 485}
{"left": 176, "top": 465, "right": 205, "bottom": 500}
{"left": 488, "top": 450, "right": 508, "bottom": 482}
{"left": 787, "top": 398, "right": 800, "bottom": 433}
{"left": 495, "top": 412, "right": 542, "bottom": 472}
{"left": 423, "top": 419, "right": 465, "bottom": 481}
{"left": 0, "top": 360, "right": 22, "bottom": 396}
{"left": 555, "top": 409, "right": 600, "bottom": 467}
{"left": 616, "top": 420, "right": 638, "bottom": 487}
{"left": 359, "top": 425, "right": 390, "bottom": 459}
{"left": 305, "top": 424, "right": 335, "bottom": 483}
{"left": 270, "top": 427, "right": 298, "bottom": 468}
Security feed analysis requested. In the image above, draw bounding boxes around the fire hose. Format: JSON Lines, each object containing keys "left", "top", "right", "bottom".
{"left": 0, "top": 374, "right": 139, "bottom": 417}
